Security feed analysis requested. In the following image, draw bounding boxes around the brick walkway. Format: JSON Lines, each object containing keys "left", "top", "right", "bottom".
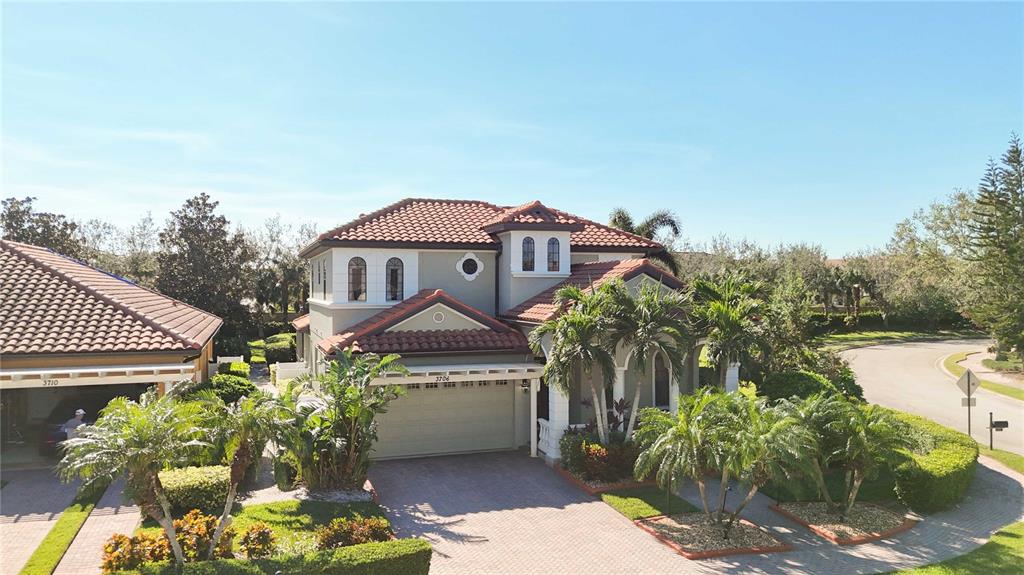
{"left": 53, "top": 479, "right": 141, "bottom": 575}
{"left": 371, "top": 451, "right": 1024, "bottom": 575}
{"left": 0, "top": 468, "right": 79, "bottom": 573}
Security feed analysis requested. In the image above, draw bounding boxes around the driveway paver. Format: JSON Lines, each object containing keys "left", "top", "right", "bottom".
{"left": 52, "top": 479, "right": 141, "bottom": 575}
{"left": 0, "top": 468, "right": 79, "bottom": 573}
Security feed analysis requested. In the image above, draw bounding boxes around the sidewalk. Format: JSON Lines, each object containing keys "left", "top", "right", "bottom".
{"left": 0, "top": 468, "right": 79, "bottom": 574}
{"left": 960, "top": 351, "right": 1024, "bottom": 389}
{"left": 53, "top": 479, "right": 141, "bottom": 575}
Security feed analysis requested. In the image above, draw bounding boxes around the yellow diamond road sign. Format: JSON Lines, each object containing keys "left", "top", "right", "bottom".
{"left": 956, "top": 369, "right": 980, "bottom": 397}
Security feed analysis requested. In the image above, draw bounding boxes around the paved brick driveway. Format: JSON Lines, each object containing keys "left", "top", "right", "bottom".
{"left": 0, "top": 468, "right": 79, "bottom": 573}
{"left": 369, "top": 451, "right": 691, "bottom": 574}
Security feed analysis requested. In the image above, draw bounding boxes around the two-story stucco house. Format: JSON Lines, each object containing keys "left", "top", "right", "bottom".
{"left": 292, "top": 199, "right": 719, "bottom": 462}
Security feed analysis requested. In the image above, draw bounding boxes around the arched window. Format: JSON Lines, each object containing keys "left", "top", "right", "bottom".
{"left": 654, "top": 353, "right": 670, "bottom": 407}
{"left": 385, "top": 257, "right": 404, "bottom": 301}
{"left": 522, "top": 237, "right": 535, "bottom": 271}
{"left": 547, "top": 238, "right": 560, "bottom": 272}
{"left": 348, "top": 257, "right": 366, "bottom": 301}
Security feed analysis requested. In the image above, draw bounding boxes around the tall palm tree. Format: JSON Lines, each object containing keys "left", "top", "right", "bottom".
{"left": 723, "top": 395, "right": 813, "bottom": 538}
{"left": 57, "top": 388, "right": 208, "bottom": 567}
{"left": 197, "top": 390, "right": 294, "bottom": 558}
{"left": 608, "top": 208, "right": 682, "bottom": 275}
{"left": 603, "top": 280, "right": 694, "bottom": 438}
{"left": 692, "top": 273, "right": 764, "bottom": 389}
{"left": 529, "top": 284, "right": 617, "bottom": 443}
{"left": 634, "top": 390, "right": 724, "bottom": 516}
{"left": 835, "top": 404, "right": 909, "bottom": 520}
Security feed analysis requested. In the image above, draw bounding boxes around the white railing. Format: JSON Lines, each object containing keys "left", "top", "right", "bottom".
{"left": 273, "top": 361, "right": 308, "bottom": 384}
{"left": 216, "top": 356, "right": 244, "bottom": 364}
{"left": 538, "top": 418, "right": 553, "bottom": 455}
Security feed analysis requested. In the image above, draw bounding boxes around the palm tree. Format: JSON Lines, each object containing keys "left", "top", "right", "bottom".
{"left": 835, "top": 405, "right": 909, "bottom": 520}
{"left": 692, "top": 274, "right": 764, "bottom": 389}
{"left": 722, "top": 395, "right": 814, "bottom": 538}
{"left": 634, "top": 390, "right": 724, "bottom": 516}
{"left": 288, "top": 349, "right": 408, "bottom": 489}
{"left": 608, "top": 208, "right": 682, "bottom": 275}
{"left": 197, "top": 390, "right": 294, "bottom": 558}
{"left": 529, "top": 284, "right": 617, "bottom": 443}
{"left": 57, "top": 388, "right": 207, "bottom": 567}
{"left": 777, "top": 393, "right": 850, "bottom": 509}
{"left": 603, "top": 280, "right": 694, "bottom": 438}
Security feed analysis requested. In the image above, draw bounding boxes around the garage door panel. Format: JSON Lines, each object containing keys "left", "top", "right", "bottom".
{"left": 372, "top": 382, "right": 515, "bottom": 459}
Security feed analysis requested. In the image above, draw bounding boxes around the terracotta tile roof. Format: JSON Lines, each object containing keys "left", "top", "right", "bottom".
{"left": 0, "top": 240, "right": 222, "bottom": 355}
{"left": 290, "top": 314, "right": 309, "bottom": 332}
{"left": 316, "top": 288, "right": 527, "bottom": 355}
{"left": 300, "top": 198, "right": 661, "bottom": 255}
{"left": 500, "top": 258, "right": 685, "bottom": 323}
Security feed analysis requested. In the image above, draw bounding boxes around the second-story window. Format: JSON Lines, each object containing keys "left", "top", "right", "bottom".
{"left": 348, "top": 257, "right": 366, "bottom": 301}
{"left": 386, "top": 257, "right": 404, "bottom": 301}
{"left": 321, "top": 259, "right": 327, "bottom": 299}
{"left": 522, "top": 237, "right": 535, "bottom": 271}
{"left": 547, "top": 238, "right": 560, "bottom": 272}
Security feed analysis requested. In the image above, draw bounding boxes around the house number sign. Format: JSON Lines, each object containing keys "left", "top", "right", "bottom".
{"left": 434, "top": 376, "right": 451, "bottom": 383}
{"left": 42, "top": 378, "right": 60, "bottom": 387}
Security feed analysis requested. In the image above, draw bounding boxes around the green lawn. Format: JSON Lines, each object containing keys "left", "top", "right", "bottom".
{"left": 601, "top": 486, "right": 697, "bottom": 520}
{"left": 139, "top": 499, "right": 386, "bottom": 549}
{"left": 818, "top": 330, "right": 985, "bottom": 352}
{"left": 978, "top": 446, "right": 1024, "bottom": 475}
{"left": 762, "top": 468, "right": 897, "bottom": 503}
{"left": 19, "top": 481, "right": 109, "bottom": 575}
{"left": 944, "top": 352, "right": 1024, "bottom": 402}
{"left": 982, "top": 355, "right": 1021, "bottom": 373}
{"left": 893, "top": 521, "right": 1024, "bottom": 574}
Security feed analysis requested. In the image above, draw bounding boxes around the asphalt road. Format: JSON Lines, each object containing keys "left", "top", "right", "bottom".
{"left": 842, "top": 339, "right": 1024, "bottom": 455}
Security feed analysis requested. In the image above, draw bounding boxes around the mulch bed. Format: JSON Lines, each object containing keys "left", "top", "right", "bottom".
{"left": 770, "top": 501, "right": 917, "bottom": 545}
{"left": 554, "top": 465, "right": 655, "bottom": 495}
{"left": 635, "top": 512, "right": 792, "bottom": 560}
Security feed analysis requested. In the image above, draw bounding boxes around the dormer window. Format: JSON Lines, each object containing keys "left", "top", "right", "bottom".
{"left": 522, "top": 237, "right": 535, "bottom": 271}
{"left": 386, "top": 257, "right": 404, "bottom": 301}
{"left": 348, "top": 257, "right": 366, "bottom": 301}
{"left": 547, "top": 238, "right": 560, "bottom": 272}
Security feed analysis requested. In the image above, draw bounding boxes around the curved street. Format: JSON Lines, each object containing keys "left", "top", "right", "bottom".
{"left": 842, "top": 339, "right": 1024, "bottom": 455}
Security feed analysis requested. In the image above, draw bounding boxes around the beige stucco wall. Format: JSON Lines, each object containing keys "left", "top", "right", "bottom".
{"left": 387, "top": 303, "right": 488, "bottom": 332}
{"left": 417, "top": 251, "right": 496, "bottom": 314}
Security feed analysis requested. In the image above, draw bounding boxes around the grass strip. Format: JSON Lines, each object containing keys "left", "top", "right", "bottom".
{"left": 601, "top": 485, "right": 697, "bottom": 520}
{"left": 944, "top": 352, "right": 1024, "bottom": 402}
{"left": 893, "top": 521, "right": 1024, "bottom": 574}
{"left": 18, "top": 481, "right": 109, "bottom": 575}
{"left": 818, "top": 330, "right": 985, "bottom": 352}
{"left": 978, "top": 447, "right": 1024, "bottom": 476}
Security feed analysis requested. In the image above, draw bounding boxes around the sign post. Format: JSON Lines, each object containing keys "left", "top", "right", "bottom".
{"left": 956, "top": 370, "right": 980, "bottom": 437}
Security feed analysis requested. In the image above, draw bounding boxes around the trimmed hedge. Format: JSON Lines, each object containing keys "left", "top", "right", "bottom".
{"left": 891, "top": 411, "right": 979, "bottom": 514}
{"left": 265, "top": 333, "right": 295, "bottom": 346}
{"left": 112, "top": 538, "right": 433, "bottom": 575}
{"left": 760, "top": 370, "right": 836, "bottom": 401}
{"left": 189, "top": 374, "right": 257, "bottom": 404}
{"left": 218, "top": 361, "right": 251, "bottom": 379}
{"left": 159, "top": 466, "right": 230, "bottom": 516}
{"left": 265, "top": 340, "right": 295, "bottom": 364}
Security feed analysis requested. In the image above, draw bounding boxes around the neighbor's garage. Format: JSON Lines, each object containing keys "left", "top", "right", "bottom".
{"left": 373, "top": 379, "right": 517, "bottom": 459}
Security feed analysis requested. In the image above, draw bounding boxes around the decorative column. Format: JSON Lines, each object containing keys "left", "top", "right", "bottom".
{"left": 530, "top": 378, "right": 539, "bottom": 458}
{"left": 546, "top": 383, "right": 571, "bottom": 462}
{"left": 725, "top": 362, "right": 740, "bottom": 393}
{"left": 668, "top": 366, "right": 680, "bottom": 415}
{"left": 613, "top": 366, "right": 626, "bottom": 405}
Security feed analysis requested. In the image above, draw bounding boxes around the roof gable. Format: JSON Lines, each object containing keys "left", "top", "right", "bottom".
{"left": 0, "top": 240, "right": 222, "bottom": 355}
{"left": 386, "top": 302, "right": 491, "bottom": 332}
{"left": 481, "top": 200, "right": 585, "bottom": 233}
{"left": 500, "top": 258, "right": 685, "bottom": 324}
{"left": 317, "top": 289, "right": 527, "bottom": 355}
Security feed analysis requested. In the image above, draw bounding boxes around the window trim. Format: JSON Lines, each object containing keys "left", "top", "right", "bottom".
{"left": 547, "top": 237, "right": 560, "bottom": 272}
{"left": 522, "top": 236, "right": 535, "bottom": 271}
{"left": 348, "top": 257, "right": 367, "bottom": 302}
{"left": 385, "top": 257, "right": 404, "bottom": 302}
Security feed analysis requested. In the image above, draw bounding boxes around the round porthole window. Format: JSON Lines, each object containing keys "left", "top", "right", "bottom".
{"left": 432, "top": 311, "right": 446, "bottom": 324}
{"left": 456, "top": 253, "right": 483, "bottom": 281}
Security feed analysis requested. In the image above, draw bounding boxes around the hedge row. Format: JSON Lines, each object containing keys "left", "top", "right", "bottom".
{"left": 891, "top": 411, "right": 979, "bottom": 514}
{"left": 158, "top": 466, "right": 230, "bottom": 515}
{"left": 218, "top": 362, "right": 251, "bottom": 379}
{"left": 113, "top": 538, "right": 432, "bottom": 575}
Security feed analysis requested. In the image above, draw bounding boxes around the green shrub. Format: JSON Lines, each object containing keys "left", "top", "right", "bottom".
{"left": 218, "top": 361, "right": 251, "bottom": 379}
{"left": 173, "top": 509, "right": 235, "bottom": 561}
{"left": 112, "top": 538, "right": 433, "bottom": 575}
{"left": 315, "top": 515, "right": 393, "bottom": 549}
{"left": 558, "top": 431, "right": 589, "bottom": 474}
{"left": 264, "top": 340, "right": 295, "bottom": 364}
{"left": 580, "top": 442, "right": 615, "bottom": 482}
{"left": 266, "top": 333, "right": 295, "bottom": 345}
{"left": 238, "top": 522, "right": 276, "bottom": 559}
{"left": 189, "top": 374, "right": 257, "bottom": 405}
{"left": 891, "top": 411, "right": 979, "bottom": 513}
{"left": 761, "top": 370, "right": 836, "bottom": 401}
{"left": 159, "top": 466, "right": 230, "bottom": 515}
{"left": 102, "top": 532, "right": 170, "bottom": 573}
{"left": 273, "top": 451, "right": 300, "bottom": 491}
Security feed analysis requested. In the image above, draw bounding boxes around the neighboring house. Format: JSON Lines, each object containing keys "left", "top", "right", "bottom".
{"left": 293, "top": 199, "right": 718, "bottom": 462}
{"left": 0, "top": 240, "right": 221, "bottom": 462}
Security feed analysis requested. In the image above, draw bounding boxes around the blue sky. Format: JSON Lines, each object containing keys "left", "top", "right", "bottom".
{"left": 3, "top": 2, "right": 1021, "bottom": 256}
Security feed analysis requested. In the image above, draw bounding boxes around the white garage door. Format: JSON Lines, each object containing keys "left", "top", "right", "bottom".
{"left": 372, "top": 380, "right": 516, "bottom": 459}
